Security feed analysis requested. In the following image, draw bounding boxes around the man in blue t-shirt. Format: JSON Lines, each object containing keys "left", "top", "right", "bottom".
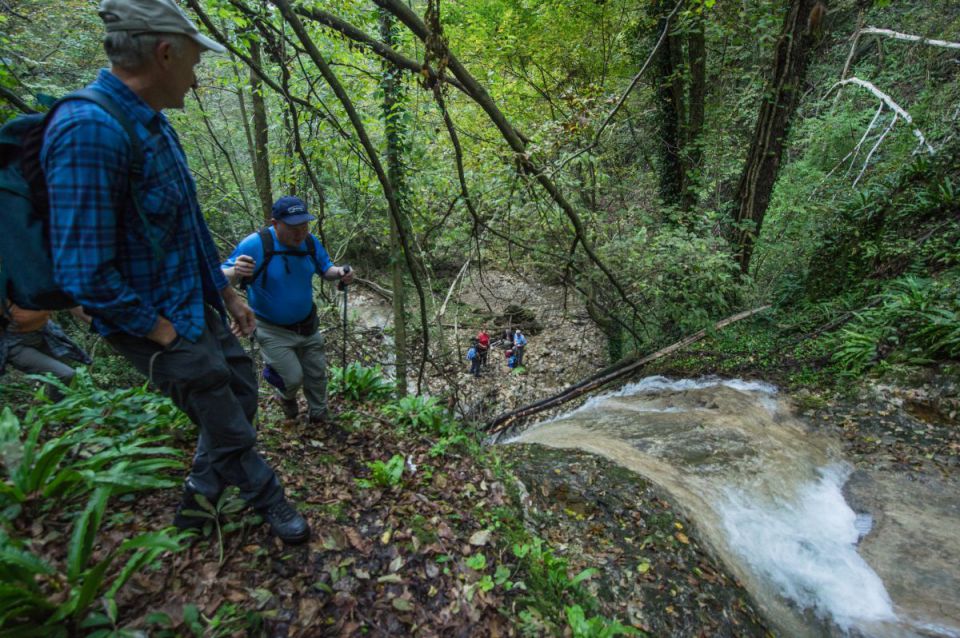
{"left": 222, "top": 196, "right": 354, "bottom": 425}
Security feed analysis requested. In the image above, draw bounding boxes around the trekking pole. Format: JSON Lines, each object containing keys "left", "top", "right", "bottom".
{"left": 337, "top": 265, "right": 352, "bottom": 370}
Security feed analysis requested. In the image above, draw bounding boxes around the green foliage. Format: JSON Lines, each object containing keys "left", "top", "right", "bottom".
{"left": 512, "top": 538, "right": 600, "bottom": 626}
{"left": 566, "top": 604, "right": 642, "bottom": 638}
{"left": 0, "top": 403, "right": 181, "bottom": 513}
{"left": 356, "top": 454, "right": 405, "bottom": 489}
{"left": 831, "top": 274, "right": 960, "bottom": 374}
{"left": 328, "top": 363, "right": 394, "bottom": 404}
{"left": 179, "top": 487, "right": 258, "bottom": 566}
{"left": 0, "top": 490, "right": 186, "bottom": 634}
{"left": 145, "top": 601, "right": 263, "bottom": 638}
{"left": 381, "top": 394, "right": 451, "bottom": 435}
{"left": 0, "top": 374, "right": 188, "bottom": 634}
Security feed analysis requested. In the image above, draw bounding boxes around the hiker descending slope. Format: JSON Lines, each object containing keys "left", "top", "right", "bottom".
{"left": 222, "top": 195, "right": 354, "bottom": 427}
{"left": 43, "top": 0, "right": 309, "bottom": 544}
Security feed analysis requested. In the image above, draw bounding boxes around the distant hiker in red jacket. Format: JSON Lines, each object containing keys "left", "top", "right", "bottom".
{"left": 477, "top": 327, "right": 490, "bottom": 367}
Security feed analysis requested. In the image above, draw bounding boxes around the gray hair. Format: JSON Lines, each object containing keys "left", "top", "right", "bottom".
{"left": 103, "top": 31, "right": 189, "bottom": 71}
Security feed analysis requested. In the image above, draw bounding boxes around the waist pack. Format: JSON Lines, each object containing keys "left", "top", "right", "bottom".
{"left": 0, "top": 89, "right": 161, "bottom": 322}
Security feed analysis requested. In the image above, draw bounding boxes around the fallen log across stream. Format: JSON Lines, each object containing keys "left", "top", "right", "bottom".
{"left": 485, "top": 305, "right": 772, "bottom": 435}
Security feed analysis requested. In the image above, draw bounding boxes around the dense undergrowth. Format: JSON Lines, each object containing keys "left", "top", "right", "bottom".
{"left": 657, "top": 132, "right": 960, "bottom": 392}
{"left": 0, "top": 365, "right": 644, "bottom": 637}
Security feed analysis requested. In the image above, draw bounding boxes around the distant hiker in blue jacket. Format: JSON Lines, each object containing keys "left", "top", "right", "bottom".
{"left": 467, "top": 338, "right": 481, "bottom": 377}
{"left": 513, "top": 329, "right": 528, "bottom": 367}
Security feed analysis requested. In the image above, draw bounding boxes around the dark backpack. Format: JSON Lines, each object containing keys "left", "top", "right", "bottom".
{"left": 241, "top": 227, "right": 320, "bottom": 291}
{"left": 0, "top": 89, "right": 160, "bottom": 318}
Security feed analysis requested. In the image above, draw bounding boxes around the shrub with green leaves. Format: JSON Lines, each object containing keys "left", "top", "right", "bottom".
{"left": 328, "top": 363, "right": 394, "bottom": 403}
{"left": 513, "top": 538, "right": 601, "bottom": 625}
{"left": 382, "top": 394, "right": 451, "bottom": 435}
{"left": 831, "top": 273, "right": 960, "bottom": 373}
{"left": 565, "top": 604, "right": 641, "bottom": 638}
{"left": 0, "top": 373, "right": 189, "bottom": 635}
{"left": 356, "top": 454, "right": 405, "bottom": 489}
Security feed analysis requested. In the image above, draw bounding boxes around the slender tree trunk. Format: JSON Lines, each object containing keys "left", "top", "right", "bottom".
{"left": 379, "top": 8, "right": 408, "bottom": 396}
{"left": 249, "top": 38, "right": 274, "bottom": 223}
{"left": 683, "top": 9, "right": 706, "bottom": 211}
{"left": 731, "top": 0, "right": 825, "bottom": 273}
{"left": 651, "top": 1, "right": 684, "bottom": 208}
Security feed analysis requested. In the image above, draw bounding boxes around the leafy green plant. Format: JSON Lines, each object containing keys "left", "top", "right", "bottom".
{"left": 382, "top": 394, "right": 450, "bottom": 435}
{"left": 513, "top": 538, "right": 599, "bottom": 618}
{"left": 328, "top": 363, "right": 394, "bottom": 403}
{"left": 356, "top": 454, "right": 405, "bottom": 489}
{"left": 32, "top": 370, "right": 191, "bottom": 437}
{"left": 565, "top": 605, "right": 641, "bottom": 637}
{"left": 0, "top": 502, "right": 186, "bottom": 635}
{"left": 0, "top": 407, "right": 181, "bottom": 514}
{"left": 178, "top": 486, "right": 256, "bottom": 565}
{"left": 830, "top": 274, "right": 960, "bottom": 373}
{"left": 0, "top": 374, "right": 190, "bottom": 634}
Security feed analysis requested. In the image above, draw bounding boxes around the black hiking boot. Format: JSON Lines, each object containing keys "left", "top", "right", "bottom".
{"left": 259, "top": 499, "right": 310, "bottom": 544}
{"left": 172, "top": 482, "right": 215, "bottom": 531}
{"left": 275, "top": 395, "right": 299, "bottom": 419}
{"left": 309, "top": 411, "right": 335, "bottom": 428}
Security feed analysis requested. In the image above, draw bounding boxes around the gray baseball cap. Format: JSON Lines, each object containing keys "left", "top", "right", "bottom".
{"left": 98, "top": 0, "right": 226, "bottom": 54}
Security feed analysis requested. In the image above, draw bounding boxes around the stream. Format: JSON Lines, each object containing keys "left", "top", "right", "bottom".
{"left": 504, "top": 377, "right": 960, "bottom": 637}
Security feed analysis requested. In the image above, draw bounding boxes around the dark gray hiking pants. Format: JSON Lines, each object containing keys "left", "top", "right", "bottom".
{"left": 107, "top": 307, "right": 283, "bottom": 510}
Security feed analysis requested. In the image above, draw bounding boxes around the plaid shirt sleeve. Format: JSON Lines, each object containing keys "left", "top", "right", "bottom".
{"left": 43, "top": 103, "right": 159, "bottom": 337}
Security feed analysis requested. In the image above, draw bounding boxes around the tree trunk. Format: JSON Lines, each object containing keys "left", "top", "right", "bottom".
{"left": 649, "top": 1, "right": 707, "bottom": 216}
{"left": 651, "top": 1, "right": 685, "bottom": 208}
{"left": 249, "top": 38, "right": 274, "bottom": 223}
{"left": 731, "top": 0, "right": 825, "bottom": 274}
{"left": 683, "top": 9, "right": 706, "bottom": 211}
{"left": 379, "top": 8, "right": 408, "bottom": 396}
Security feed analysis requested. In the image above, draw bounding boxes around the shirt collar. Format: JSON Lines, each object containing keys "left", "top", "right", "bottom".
{"left": 92, "top": 68, "right": 164, "bottom": 130}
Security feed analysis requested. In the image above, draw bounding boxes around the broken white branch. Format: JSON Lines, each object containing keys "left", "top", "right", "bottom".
{"left": 854, "top": 113, "right": 898, "bottom": 188}
{"left": 434, "top": 258, "right": 471, "bottom": 322}
{"left": 846, "top": 102, "right": 885, "bottom": 176}
{"left": 829, "top": 77, "right": 935, "bottom": 154}
{"left": 861, "top": 27, "right": 960, "bottom": 50}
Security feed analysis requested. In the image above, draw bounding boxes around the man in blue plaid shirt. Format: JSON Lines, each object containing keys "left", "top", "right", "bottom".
{"left": 43, "top": 0, "right": 309, "bottom": 544}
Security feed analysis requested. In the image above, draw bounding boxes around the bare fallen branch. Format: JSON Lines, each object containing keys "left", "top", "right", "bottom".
{"left": 829, "top": 77, "right": 935, "bottom": 155}
{"left": 861, "top": 27, "right": 960, "bottom": 50}
{"left": 486, "top": 305, "right": 772, "bottom": 434}
{"left": 853, "top": 112, "right": 898, "bottom": 187}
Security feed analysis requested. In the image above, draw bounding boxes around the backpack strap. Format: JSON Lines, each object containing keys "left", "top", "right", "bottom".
{"left": 240, "top": 227, "right": 274, "bottom": 291}
{"left": 241, "top": 229, "right": 321, "bottom": 291}
{"left": 52, "top": 89, "right": 163, "bottom": 262}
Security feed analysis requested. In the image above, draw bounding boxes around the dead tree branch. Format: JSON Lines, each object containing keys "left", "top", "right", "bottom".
{"left": 486, "top": 305, "right": 772, "bottom": 434}
{"left": 829, "top": 77, "right": 935, "bottom": 155}
{"left": 861, "top": 27, "right": 960, "bottom": 50}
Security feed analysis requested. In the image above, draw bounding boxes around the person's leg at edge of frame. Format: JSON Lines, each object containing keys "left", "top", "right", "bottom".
{"left": 6, "top": 332, "right": 77, "bottom": 400}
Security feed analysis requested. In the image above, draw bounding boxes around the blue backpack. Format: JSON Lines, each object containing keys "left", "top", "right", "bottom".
{"left": 0, "top": 89, "right": 160, "bottom": 322}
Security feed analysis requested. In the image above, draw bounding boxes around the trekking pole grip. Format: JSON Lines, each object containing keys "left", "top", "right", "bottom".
{"left": 337, "top": 265, "right": 351, "bottom": 291}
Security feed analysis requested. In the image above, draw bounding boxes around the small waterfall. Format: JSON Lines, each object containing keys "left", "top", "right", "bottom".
{"left": 507, "top": 376, "right": 960, "bottom": 637}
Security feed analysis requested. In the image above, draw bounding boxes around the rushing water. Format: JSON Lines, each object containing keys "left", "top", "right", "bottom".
{"left": 505, "top": 377, "right": 960, "bottom": 637}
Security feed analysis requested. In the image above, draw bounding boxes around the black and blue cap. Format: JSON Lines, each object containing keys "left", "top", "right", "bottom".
{"left": 271, "top": 195, "right": 315, "bottom": 225}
